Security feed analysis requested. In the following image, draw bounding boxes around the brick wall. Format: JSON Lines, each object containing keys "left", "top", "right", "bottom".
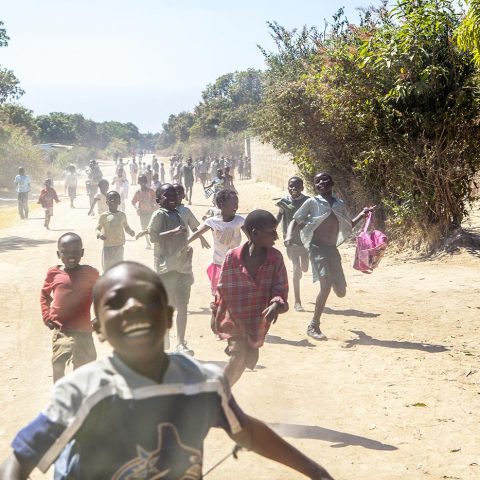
{"left": 248, "top": 137, "right": 299, "bottom": 189}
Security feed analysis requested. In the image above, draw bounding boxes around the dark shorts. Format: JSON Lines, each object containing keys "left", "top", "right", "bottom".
{"left": 159, "top": 271, "right": 194, "bottom": 308}
{"left": 286, "top": 243, "right": 309, "bottom": 261}
{"left": 225, "top": 338, "right": 259, "bottom": 370}
{"left": 309, "top": 243, "right": 347, "bottom": 288}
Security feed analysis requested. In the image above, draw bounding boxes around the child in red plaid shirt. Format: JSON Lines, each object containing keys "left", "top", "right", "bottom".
{"left": 213, "top": 209, "right": 289, "bottom": 386}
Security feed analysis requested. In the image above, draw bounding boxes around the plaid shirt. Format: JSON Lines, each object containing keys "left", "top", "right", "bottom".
{"left": 214, "top": 243, "right": 289, "bottom": 348}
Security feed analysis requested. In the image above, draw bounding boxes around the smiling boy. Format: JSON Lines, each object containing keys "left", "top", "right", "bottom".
{"left": 213, "top": 209, "right": 289, "bottom": 386}
{"left": 40, "top": 233, "right": 99, "bottom": 382}
{"left": 0, "top": 262, "right": 333, "bottom": 480}
{"left": 276, "top": 176, "right": 310, "bottom": 312}
{"left": 147, "top": 184, "right": 194, "bottom": 355}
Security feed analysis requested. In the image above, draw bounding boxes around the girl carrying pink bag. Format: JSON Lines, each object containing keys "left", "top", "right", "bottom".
{"left": 353, "top": 211, "right": 387, "bottom": 274}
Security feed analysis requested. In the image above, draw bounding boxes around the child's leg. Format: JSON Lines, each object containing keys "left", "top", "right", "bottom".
{"left": 72, "top": 333, "right": 97, "bottom": 370}
{"left": 290, "top": 253, "right": 303, "bottom": 308}
{"left": 140, "top": 213, "right": 151, "bottom": 247}
{"left": 307, "top": 277, "right": 332, "bottom": 341}
{"left": 224, "top": 340, "right": 258, "bottom": 386}
{"left": 52, "top": 331, "right": 73, "bottom": 383}
{"left": 44, "top": 209, "right": 51, "bottom": 229}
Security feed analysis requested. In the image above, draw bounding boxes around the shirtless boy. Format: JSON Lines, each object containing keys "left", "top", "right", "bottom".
{"left": 286, "top": 173, "right": 373, "bottom": 340}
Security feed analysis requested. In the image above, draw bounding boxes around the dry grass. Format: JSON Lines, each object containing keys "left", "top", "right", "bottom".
{"left": 0, "top": 204, "right": 40, "bottom": 230}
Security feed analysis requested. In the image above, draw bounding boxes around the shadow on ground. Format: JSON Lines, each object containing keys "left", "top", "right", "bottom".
{"left": 266, "top": 334, "right": 315, "bottom": 348}
{"left": 0, "top": 236, "right": 55, "bottom": 253}
{"left": 189, "top": 307, "right": 212, "bottom": 316}
{"left": 268, "top": 422, "right": 397, "bottom": 450}
{"left": 324, "top": 307, "right": 381, "bottom": 318}
{"left": 343, "top": 330, "right": 449, "bottom": 353}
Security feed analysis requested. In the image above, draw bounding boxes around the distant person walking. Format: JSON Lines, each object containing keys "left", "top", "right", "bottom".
{"left": 14, "top": 167, "right": 30, "bottom": 219}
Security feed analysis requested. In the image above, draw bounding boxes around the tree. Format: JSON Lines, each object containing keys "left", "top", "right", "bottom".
{"left": 0, "top": 21, "right": 24, "bottom": 103}
{"left": 255, "top": 1, "right": 480, "bottom": 249}
{"left": 0, "top": 103, "right": 39, "bottom": 139}
{"left": 456, "top": 0, "right": 480, "bottom": 64}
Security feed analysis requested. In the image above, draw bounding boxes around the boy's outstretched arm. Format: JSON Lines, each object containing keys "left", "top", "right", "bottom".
{"left": 0, "top": 453, "right": 34, "bottom": 480}
{"left": 187, "top": 224, "right": 210, "bottom": 244}
{"left": 229, "top": 413, "right": 333, "bottom": 479}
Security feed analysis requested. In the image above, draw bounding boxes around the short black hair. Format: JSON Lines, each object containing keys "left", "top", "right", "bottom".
{"left": 93, "top": 261, "right": 168, "bottom": 315}
{"left": 106, "top": 190, "right": 120, "bottom": 201}
{"left": 57, "top": 232, "right": 82, "bottom": 248}
{"left": 215, "top": 189, "right": 238, "bottom": 208}
{"left": 288, "top": 176, "right": 303, "bottom": 185}
{"left": 98, "top": 179, "right": 109, "bottom": 188}
{"left": 138, "top": 174, "right": 147, "bottom": 183}
{"left": 156, "top": 183, "right": 174, "bottom": 200}
{"left": 244, "top": 209, "right": 277, "bottom": 235}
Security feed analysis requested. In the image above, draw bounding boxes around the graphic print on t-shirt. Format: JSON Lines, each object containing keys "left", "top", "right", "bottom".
{"left": 112, "top": 423, "right": 202, "bottom": 480}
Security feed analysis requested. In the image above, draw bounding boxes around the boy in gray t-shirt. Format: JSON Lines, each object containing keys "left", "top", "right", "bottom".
{"left": 148, "top": 184, "right": 194, "bottom": 356}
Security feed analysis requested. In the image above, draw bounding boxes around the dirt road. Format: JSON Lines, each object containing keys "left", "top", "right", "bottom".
{"left": 0, "top": 157, "right": 479, "bottom": 479}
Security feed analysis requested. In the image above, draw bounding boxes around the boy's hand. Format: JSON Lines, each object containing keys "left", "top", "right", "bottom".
{"left": 262, "top": 302, "right": 279, "bottom": 323}
{"left": 284, "top": 237, "right": 292, "bottom": 247}
{"left": 97, "top": 233, "right": 106, "bottom": 240}
{"left": 200, "top": 236, "right": 211, "bottom": 249}
{"left": 135, "top": 231, "right": 147, "bottom": 240}
{"left": 129, "top": 230, "right": 135, "bottom": 237}
{"left": 362, "top": 205, "right": 377, "bottom": 216}
{"left": 171, "top": 225, "right": 186, "bottom": 235}
{"left": 46, "top": 320, "right": 62, "bottom": 330}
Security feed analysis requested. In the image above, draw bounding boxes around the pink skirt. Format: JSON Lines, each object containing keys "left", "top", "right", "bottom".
{"left": 206, "top": 263, "right": 222, "bottom": 296}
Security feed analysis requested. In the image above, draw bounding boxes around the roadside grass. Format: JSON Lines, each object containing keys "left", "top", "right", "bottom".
{"left": 0, "top": 204, "right": 40, "bottom": 230}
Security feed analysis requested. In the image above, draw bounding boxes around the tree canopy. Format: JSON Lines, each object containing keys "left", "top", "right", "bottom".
{"left": 255, "top": 0, "right": 480, "bottom": 249}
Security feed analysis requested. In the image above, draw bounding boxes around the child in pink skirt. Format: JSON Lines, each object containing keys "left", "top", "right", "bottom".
{"left": 188, "top": 189, "right": 245, "bottom": 295}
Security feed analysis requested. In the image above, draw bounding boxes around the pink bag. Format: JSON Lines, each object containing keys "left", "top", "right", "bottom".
{"left": 353, "top": 212, "right": 387, "bottom": 274}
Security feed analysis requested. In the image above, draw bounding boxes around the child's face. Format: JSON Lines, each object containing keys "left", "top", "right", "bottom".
{"left": 139, "top": 177, "right": 148, "bottom": 188}
{"left": 94, "top": 265, "right": 173, "bottom": 364}
{"left": 106, "top": 193, "right": 121, "bottom": 212}
{"left": 57, "top": 238, "right": 84, "bottom": 269}
{"left": 219, "top": 196, "right": 238, "bottom": 218}
{"left": 252, "top": 222, "right": 278, "bottom": 248}
{"left": 158, "top": 185, "right": 178, "bottom": 210}
{"left": 99, "top": 182, "right": 109, "bottom": 194}
{"left": 314, "top": 173, "right": 333, "bottom": 195}
{"left": 174, "top": 186, "right": 185, "bottom": 205}
{"left": 288, "top": 179, "right": 303, "bottom": 198}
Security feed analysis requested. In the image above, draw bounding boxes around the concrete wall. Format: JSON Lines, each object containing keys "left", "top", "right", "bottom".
{"left": 248, "top": 137, "right": 299, "bottom": 189}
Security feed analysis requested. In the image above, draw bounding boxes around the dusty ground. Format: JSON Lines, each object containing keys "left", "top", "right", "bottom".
{"left": 0, "top": 157, "right": 479, "bottom": 479}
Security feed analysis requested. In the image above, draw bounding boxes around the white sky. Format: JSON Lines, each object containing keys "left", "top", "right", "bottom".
{"left": 1, "top": 0, "right": 367, "bottom": 132}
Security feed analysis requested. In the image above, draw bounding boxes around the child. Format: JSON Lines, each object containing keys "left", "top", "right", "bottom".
{"left": 286, "top": 172, "right": 373, "bottom": 340}
{"left": 213, "top": 209, "right": 288, "bottom": 386}
{"left": 40, "top": 233, "right": 99, "bottom": 382}
{"left": 223, "top": 166, "right": 237, "bottom": 193}
{"left": 87, "top": 179, "right": 109, "bottom": 216}
{"left": 14, "top": 167, "right": 30, "bottom": 219}
{"left": 160, "top": 162, "right": 165, "bottom": 183}
{"left": 64, "top": 165, "right": 78, "bottom": 208}
{"left": 96, "top": 191, "right": 135, "bottom": 271}
{"left": 204, "top": 168, "right": 224, "bottom": 204}
{"left": 189, "top": 189, "right": 244, "bottom": 296}
{"left": 148, "top": 184, "right": 194, "bottom": 356}
{"left": 151, "top": 172, "right": 161, "bottom": 191}
{"left": 173, "top": 183, "right": 204, "bottom": 236}
{"left": 38, "top": 179, "right": 60, "bottom": 229}
{"left": 276, "top": 176, "right": 310, "bottom": 311}
{"left": 131, "top": 174, "right": 157, "bottom": 249}
{"left": 0, "top": 261, "right": 334, "bottom": 480}
{"left": 112, "top": 171, "right": 129, "bottom": 212}
{"left": 181, "top": 157, "right": 195, "bottom": 204}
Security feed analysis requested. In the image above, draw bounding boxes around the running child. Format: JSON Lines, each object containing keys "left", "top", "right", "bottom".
{"left": 182, "top": 157, "right": 195, "bottom": 204}
{"left": 213, "top": 209, "right": 288, "bottom": 386}
{"left": 131, "top": 174, "right": 157, "bottom": 249}
{"left": 0, "top": 261, "right": 334, "bottom": 480}
{"left": 286, "top": 172, "right": 373, "bottom": 340}
{"left": 87, "top": 179, "right": 109, "bottom": 216}
{"left": 96, "top": 191, "right": 135, "bottom": 271}
{"left": 148, "top": 184, "right": 194, "bottom": 355}
{"left": 276, "top": 176, "right": 310, "bottom": 311}
{"left": 38, "top": 179, "right": 60, "bottom": 230}
{"left": 189, "top": 189, "right": 244, "bottom": 296}
{"left": 40, "top": 233, "right": 99, "bottom": 382}
{"left": 64, "top": 165, "right": 78, "bottom": 208}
